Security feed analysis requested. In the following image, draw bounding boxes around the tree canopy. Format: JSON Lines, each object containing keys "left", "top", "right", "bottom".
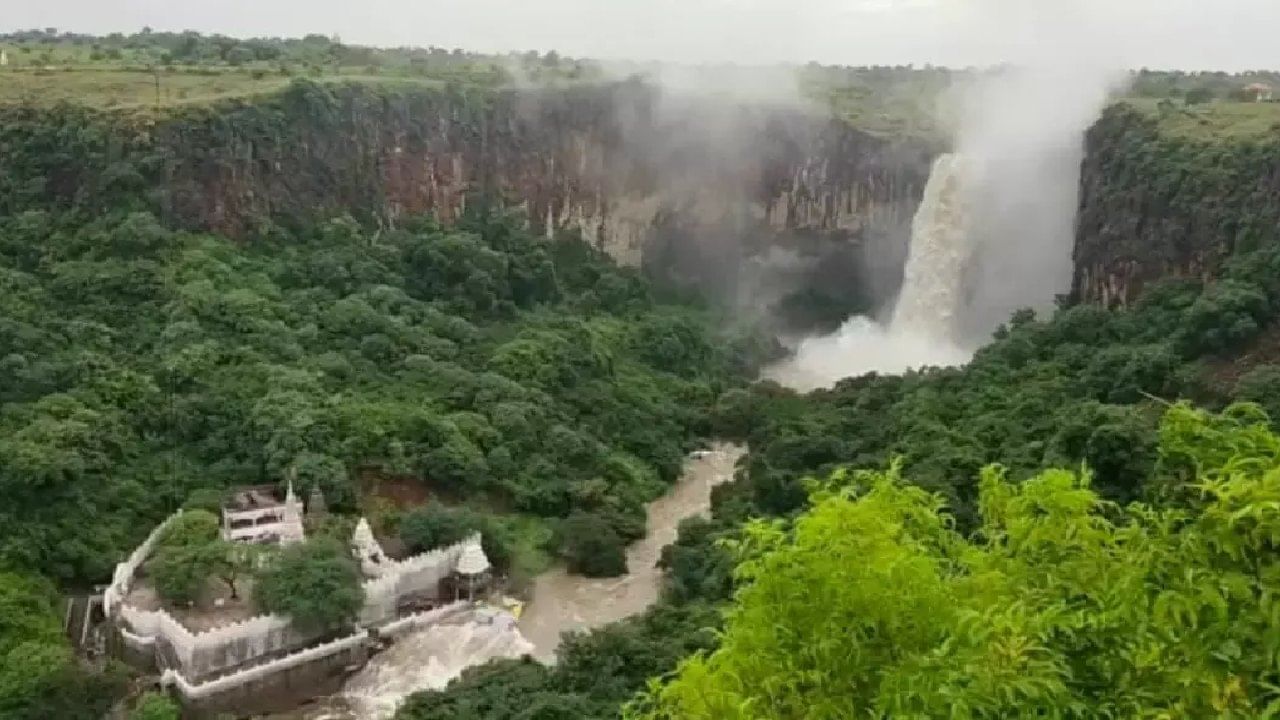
{"left": 128, "top": 692, "right": 180, "bottom": 720}
{"left": 0, "top": 572, "right": 127, "bottom": 719}
{"left": 635, "top": 404, "right": 1280, "bottom": 719}
{"left": 558, "top": 512, "right": 628, "bottom": 578}
{"left": 254, "top": 537, "right": 364, "bottom": 633}
{"left": 0, "top": 207, "right": 747, "bottom": 587}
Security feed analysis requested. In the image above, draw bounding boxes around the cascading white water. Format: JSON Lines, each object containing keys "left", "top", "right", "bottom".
{"left": 300, "top": 615, "right": 534, "bottom": 720}
{"left": 889, "top": 153, "right": 973, "bottom": 338}
{"left": 764, "top": 154, "right": 975, "bottom": 390}
{"left": 339, "top": 619, "right": 533, "bottom": 719}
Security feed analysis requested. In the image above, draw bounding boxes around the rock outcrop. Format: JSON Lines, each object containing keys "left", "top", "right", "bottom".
{"left": 1073, "top": 104, "right": 1280, "bottom": 307}
{"left": 146, "top": 81, "right": 933, "bottom": 269}
{"left": 1, "top": 79, "right": 935, "bottom": 320}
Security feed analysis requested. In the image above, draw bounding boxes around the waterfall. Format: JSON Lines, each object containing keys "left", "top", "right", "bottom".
{"left": 890, "top": 153, "right": 973, "bottom": 341}
{"left": 764, "top": 154, "right": 974, "bottom": 390}
{"left": 323, "top": 618, "right": 533, "bottom": 720}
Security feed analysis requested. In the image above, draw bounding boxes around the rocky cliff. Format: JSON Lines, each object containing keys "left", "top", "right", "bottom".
{"left": 1073, "top": 104, "right": 1280, "bottom": 307}
{"left": 0, "top": 80, "right": 934, "bottom": 321}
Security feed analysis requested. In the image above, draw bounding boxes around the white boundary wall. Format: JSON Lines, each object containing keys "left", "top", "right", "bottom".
{"left": 374, "top": 601, "right": 470, "bottom": 639}
{"left": 111, "top": 518, "right": 479, "bottom": 682}
{"left": 161, "top": 632, "right": 368, "bottom": 700}
{"left": 103, "top": 511, "right": 182, "bottom": 617}
{"left": 159, "top": 601, "right": 471, "bottom": 702}
{"left": 358, "top": 534, "right": 478, "bottom": 626}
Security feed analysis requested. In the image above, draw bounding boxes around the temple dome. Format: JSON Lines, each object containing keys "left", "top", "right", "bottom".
{"left": 456, "top": 541, "right": 491, "bottom": 576}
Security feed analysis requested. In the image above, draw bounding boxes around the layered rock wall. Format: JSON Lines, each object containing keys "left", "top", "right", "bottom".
{"left": 1, "top": 80, "right": 932, "bottom": 280}
{"left": 1073, "top": 104, "right": 1280, "bottom": 306}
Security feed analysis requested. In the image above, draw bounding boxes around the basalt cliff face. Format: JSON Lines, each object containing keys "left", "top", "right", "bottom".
{"left": 1073, "top": 104, "right": 1280, "bottom": 307}
{"left": 0, "top": 80, "right": 933, "bottom": 321}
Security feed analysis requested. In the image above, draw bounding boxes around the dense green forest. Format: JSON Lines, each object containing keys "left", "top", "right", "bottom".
{"left": 0, "top": 203, "right": 761, "bottom": 717}
{"left": 0, "top": 206, "right": 756, "bottom": 583}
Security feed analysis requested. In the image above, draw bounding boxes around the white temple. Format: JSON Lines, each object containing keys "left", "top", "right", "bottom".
{"left": 220, "top": 481, "right": 306, "bottom": 545}
{"left": 453, "top": 539, "right": 492, "bottom": 601}
{"left": 351, "top": 517, "right": 390, "bottom": 577}
{"left": 456, "top": 542, "right": 490, "bottom": 577}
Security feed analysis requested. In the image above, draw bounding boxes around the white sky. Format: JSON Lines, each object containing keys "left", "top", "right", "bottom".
{"left": 4, "top": 0, "right": 1277, "bottom": 71}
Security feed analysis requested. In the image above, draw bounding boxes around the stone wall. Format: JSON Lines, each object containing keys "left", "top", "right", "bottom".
{"left": 374, "top": 601, "right": 471, "bottom": 640}
{"left": 162, "top": 632, "right": 370, "bottom": 718}
{"left": 111, "top": 519, "right": 481, "bottom": 684}
{"left": 103, "top": 511, "right": 181, "bottom": 617}
{"left": 358, "top": 535, "right": 477, "bottom": 626}
{"left": 158, "top": 602, "right": 469, "bottom": 715}
{"left": 119, "top": 592, "right": 314, "bottom": 680}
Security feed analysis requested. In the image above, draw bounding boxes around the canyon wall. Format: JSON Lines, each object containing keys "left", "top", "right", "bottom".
{"left": 0, "top": 80, "right": 934, "bottom": 319}
{"left": 8, "top": 85, "right": 1278, "bottom": 318}
{"left": 1073, "top": 104, "right": 1280, "bottom": 307}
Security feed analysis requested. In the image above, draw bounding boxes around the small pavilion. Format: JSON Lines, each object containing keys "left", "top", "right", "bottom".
{"left": 453, "top": 541, "right": 492, "bottom": 601}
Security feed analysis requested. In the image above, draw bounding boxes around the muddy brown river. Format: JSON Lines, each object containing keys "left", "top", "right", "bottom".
{"left": 517, "top": 442, "right": 744, "bottom": 661}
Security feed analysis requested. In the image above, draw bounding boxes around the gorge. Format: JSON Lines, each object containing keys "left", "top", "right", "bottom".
{"left": 7, "top": 74, "right": 1273, "bottom": 344}
{"left": 3, "top": 26, "right": 1280, "bottom": 720}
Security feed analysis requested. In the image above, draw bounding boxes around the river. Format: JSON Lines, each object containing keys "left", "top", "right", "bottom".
{"left": 517, "top": 442, "right": 744, "bottom": 661}
{"left": 291, "top": 442, "right": 744, "bottom": 719}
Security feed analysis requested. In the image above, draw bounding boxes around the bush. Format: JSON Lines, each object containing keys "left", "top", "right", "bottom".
{"left": 255, "top": 538, "right": 363, "bottom": 633}
{"left": 559, "top": 513, "right": 627, "bottom": 578}
{"left": 129, "top": 692, "right": 179, "bottom": 720}
{"left": 399, "top": 506, "right": 515, "bottom": 574}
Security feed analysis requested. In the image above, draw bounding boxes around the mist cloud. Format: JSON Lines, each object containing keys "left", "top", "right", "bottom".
{"left": 765, "top": 0, "right": 1147, "bottom": 388}
{"left": 951, "top": 0, "right": 1130, "bottom": 340}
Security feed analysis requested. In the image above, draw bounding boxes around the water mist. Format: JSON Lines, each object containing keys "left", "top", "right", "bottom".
{"left": 767, "top": 2, "right": 1127, "bottom": 391}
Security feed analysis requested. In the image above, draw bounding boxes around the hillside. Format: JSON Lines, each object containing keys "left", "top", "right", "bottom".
{"left": 397, "top": 113, "right": 1280, "bottom": 718}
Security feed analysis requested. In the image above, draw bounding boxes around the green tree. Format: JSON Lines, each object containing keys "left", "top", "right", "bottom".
{"left": 149, "top": 542, "right": 218, "bottom": 605}
{"left": 0, "top": 642, "right": 126, "bottom": 720}
{"left": 156, "top": 509, "right": 220, "bottom": 549}
{"left": 181, "top": 487, "right": 224, "bottom": 513}
{"left": 129, "top": 692, "right": 180, "bottom": 720}
{"left": 149, "top": 510, "right": 240, "bottom": 605}
{"left": 635, "top": 405, "right": 1280, "bottom": 720}
{"left": 399, "top": 505, "right": 515, "bottom": 574}
{"left": 0, "top": 573, "right": 127, "bottom": 719}
{"left": 399, "top": 505, "right": 479, "bottom": 553}
{"left": 395, "top": 659, "right": 598, "bottom": 720}
{"left": 1235, "top": 365, "right": 1280, "bottom": 426}
{"left": 255, "top": 537, "right": 363, "bottom": 632}
{"left": 0, "top": 572, "right": 62, "bottom": 657}
{"left": 559, "top": 513, "right": 627, "bottom": 578}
